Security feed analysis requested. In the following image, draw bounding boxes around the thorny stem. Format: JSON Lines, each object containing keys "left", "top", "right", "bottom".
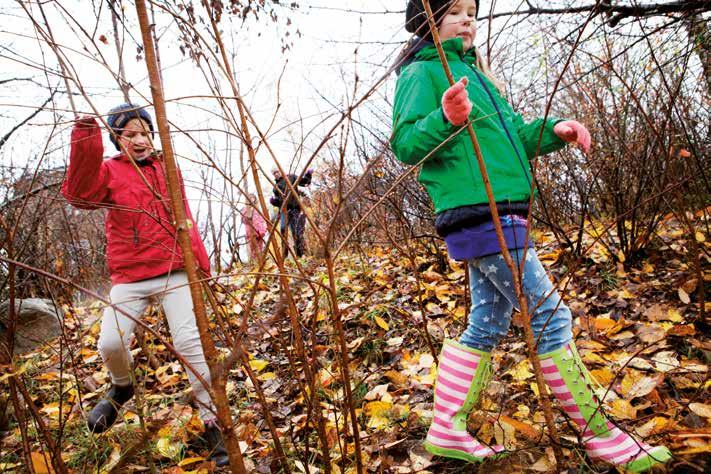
{"left": 134, "top": 1, "right": 247, "bottom": 472}
{"left": 198, "top": 1, "right": 333, "bottom": 470}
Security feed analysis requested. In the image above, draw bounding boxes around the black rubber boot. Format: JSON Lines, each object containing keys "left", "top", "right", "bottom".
{"left": 87, "top": 384, "right": 134, "bottom": 433}
{"left": 204, "top": 420, "right": 229, "bottom": 467}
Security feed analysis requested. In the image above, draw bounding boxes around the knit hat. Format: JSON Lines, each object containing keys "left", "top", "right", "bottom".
{"left": 405, "top": 0, "right": 480, "bottom": 37}
{"left": 106, "top": 103, "right": 154, "bottom": 150}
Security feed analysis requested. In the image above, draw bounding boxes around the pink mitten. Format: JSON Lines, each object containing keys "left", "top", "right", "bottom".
{"left": 442, "top": 77, "right": 472, "bottom": 126}
{"left": 554, "top": 120, "right": 591, "bottom": 153}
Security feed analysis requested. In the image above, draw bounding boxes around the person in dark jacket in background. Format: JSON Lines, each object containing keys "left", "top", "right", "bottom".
{"left": 270, "top": 167, "right": 313, "bottom": 257}
{"left": 62, "top": 104, "right": 228, "bottom": 466}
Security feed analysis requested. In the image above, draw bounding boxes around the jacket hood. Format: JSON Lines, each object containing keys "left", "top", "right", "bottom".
{"left": 393, "top": 36, "right": 432, "bottom": 76}
{"left": 394, "top": 37, "right": 476, "bottom": 76}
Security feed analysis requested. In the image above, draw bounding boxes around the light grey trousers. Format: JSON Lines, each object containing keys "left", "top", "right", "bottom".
{"left": 98, "top": 271, "right": 215, "bottom": 420}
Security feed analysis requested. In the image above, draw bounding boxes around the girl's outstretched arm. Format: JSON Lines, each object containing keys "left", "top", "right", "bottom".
{"left": 61, "top": 116, "right": 111, "bottom": 209}
{"left": 512, "top": 113, "right": 569, "bottom": 159}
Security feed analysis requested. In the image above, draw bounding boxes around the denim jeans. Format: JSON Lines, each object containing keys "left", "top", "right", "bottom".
{"left": 459, "top": 248, "right": 573, "bottom": 354}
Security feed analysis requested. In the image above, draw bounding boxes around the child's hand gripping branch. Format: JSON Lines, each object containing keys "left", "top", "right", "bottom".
{"left": 554, "top": 120, "right": 591, "bottom": 153}
{"left": 442, "top": 77, "right": 472, "bottom": 126}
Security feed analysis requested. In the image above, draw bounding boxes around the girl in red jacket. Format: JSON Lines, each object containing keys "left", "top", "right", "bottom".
{"left": 62, "top": 104, "right": 227, "bottom": 466}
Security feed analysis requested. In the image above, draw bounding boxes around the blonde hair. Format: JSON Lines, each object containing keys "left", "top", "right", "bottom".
{"left": 475, "top": 50, "right": 506, "bottom": 95}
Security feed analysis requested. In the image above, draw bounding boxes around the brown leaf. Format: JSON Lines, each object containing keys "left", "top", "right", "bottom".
{"left": 668, "top": 324, "right": 696, "bottom": 337}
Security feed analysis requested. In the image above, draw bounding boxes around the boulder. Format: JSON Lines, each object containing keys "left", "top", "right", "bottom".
{"left": 0, "top": 298, "right": 62, "bottom": 355}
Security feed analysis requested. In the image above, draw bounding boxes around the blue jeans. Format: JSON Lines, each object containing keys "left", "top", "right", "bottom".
{"left": 459, "top": 248, "right": 573, "bottom": 354}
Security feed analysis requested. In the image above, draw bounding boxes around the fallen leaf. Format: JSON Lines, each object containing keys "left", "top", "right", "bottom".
{"left": 31, "top": 452, "right": 55, "bottom": 474}
{"left": 635, "top": 416, "right": 670, "bottom": 438}
{"left": 591, "top": 368, "right": 616, "bottom": 387}
{"left": 418, "top": 353, "right": 434, "bottom": 370}
{"left": 506, "top": 359, "right": 533, "bottom": 382}
{"left": 364, "top": 383, "right": 389, "bottom": 401}
{"left": 607, "top": 399, "right": 637, "bottom": 420}
{"left": 249, "top": 359, "right": 269, "bottom": 372}
{"left": 374, "top": 315, "right": 389, "bottom": 331}
{"left": 678, "top": 287, "right": 691, "bottom": 304}
{"left": 652, "top": 351, "right": 680, "bottom": 373}
{"left": 620, "top": 372, "right": 662, "bottom": 399}
{"left": 364, "top": 400, "right": 392, "bottom": 430}
{"left": 156, "top": 436, "right": 183, "bottom": 460}
{"left": 689, "top": 403, "right": 711, "bottom": 419}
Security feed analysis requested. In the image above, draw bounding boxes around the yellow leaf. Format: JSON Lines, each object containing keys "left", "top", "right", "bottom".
{"left": 373, "top": 315, "right": 389, "bottom": 331}
{"left": 31, "top": 452, "right": 55, "bottom": 474}
{"left": 249, "top": 359, "right": 269, "bottom": 372}
{"left": 590, "top": 368, "right": 615, "bottom": 387}
{"left": 494, "top": 417, "right": 517, "bottom": 450}
{"left": 607, "top": 399, "right": 637, "bottom": 420}
{"left": 696, "top": 231, "right": 706, "bottom": 242}
{"left": 364, "top": 400, "right": 392, "bottom": 430}
{"left": 666, "top": 308, "right": 683, "bottom": 322}
{"left": 506, "top": 359, "right": 533, "bottom": 382}
{"left": 258, "top": 372, "right": 276, "bottom": 381}
{"left": 156, "top": 437, "right": 183, "bottom": 460}
{"left": 617, "top": 250, "right": 626, "bottom": 263}
{"left": 178, "top": 457, "right": 205, "bottom": 467}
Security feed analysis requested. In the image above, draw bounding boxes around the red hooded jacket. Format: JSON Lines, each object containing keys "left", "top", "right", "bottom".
{"left": 61, "top": 118, "right": 211, "bottom": 284}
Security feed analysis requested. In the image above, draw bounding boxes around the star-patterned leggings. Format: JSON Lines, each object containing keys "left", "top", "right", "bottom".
{"left": 459, "top": 248, "right": 573, "bottom": 354}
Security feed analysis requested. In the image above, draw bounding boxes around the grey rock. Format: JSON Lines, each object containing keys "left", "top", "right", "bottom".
{"left": 0, "top": 298, "right": 63, "bottom": 355}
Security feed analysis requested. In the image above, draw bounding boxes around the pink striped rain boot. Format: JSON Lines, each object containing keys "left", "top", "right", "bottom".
{"left": 540, "top": 343, "right": 672, "bottom": 473}
{"left": 423, "top": 339, "right": 505, "bottom": 463}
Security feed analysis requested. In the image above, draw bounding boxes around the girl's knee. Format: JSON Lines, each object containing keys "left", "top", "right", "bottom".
{"left": 97, "top": 333, "right": 128, "bottom": 359}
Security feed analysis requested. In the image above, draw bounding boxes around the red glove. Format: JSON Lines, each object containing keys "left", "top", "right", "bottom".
{"left": 74, "top": 115, "right": 99, "bottom": 130}
{"left": 442, "top": 77, "right": 472, "bottom": 126}
{"left": 554, "top": 120, "right": 591, "bottom": 153}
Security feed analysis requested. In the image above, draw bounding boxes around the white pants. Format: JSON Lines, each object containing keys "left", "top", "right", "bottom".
{"left": 98, "top": 271, "right": 215, "bottom": 420}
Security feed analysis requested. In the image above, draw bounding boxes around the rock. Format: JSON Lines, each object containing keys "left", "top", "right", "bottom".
{"left": 0, "top": 298, "right": 62, "bottom": 355}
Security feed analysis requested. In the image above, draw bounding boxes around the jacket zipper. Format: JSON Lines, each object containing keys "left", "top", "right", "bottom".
{"left": 467, "top": 64, "right": 532, "bottom": 187}
{"left": 133, "top": 226, "right": 139, "bottom": 246}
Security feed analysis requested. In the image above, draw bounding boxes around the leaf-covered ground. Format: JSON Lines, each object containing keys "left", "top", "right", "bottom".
{"left": 1, "top": 212, "right": 709, "bottom": 473}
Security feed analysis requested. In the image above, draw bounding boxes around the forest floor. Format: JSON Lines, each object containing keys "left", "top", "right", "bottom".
{"left": 1, "top": 211, "right": 709, "bottom": 473}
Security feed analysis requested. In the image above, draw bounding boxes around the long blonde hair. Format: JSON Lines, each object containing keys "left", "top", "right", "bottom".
{"left": 475, "top": 49, "right": 506, "bottom": 95}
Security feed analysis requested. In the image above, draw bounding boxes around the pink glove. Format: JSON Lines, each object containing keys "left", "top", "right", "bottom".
{"left": 554, "top": 120, "right": 591, "bottom": 153}
{"left": 442, "top": 77, "right": 472, "bottom": 126}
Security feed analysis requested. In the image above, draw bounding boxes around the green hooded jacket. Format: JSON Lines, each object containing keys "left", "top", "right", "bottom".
{"left": 391, "top": 37, "right": 567, "bottom": 214}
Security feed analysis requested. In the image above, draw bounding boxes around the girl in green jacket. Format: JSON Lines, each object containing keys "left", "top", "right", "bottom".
{"left": 391, "top": 1, "right": 670, "bottom": 471}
